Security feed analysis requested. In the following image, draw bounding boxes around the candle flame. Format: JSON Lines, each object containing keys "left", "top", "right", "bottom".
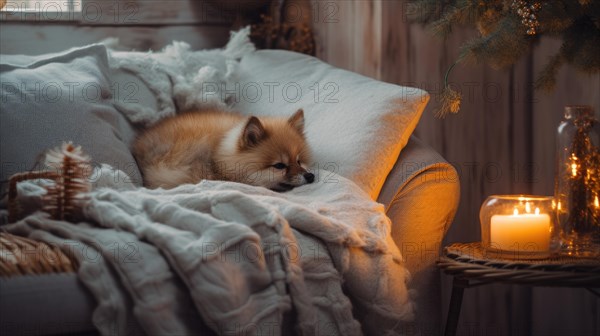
{"left": 513, "top": 208, "right": 519, "bottom": 216}
{"left": 525, "top": 202, "right": 531, "bottom": 213}
{"left": 557, "top": 201, "right": 562, "bottom": 211}
{"left": 595, "top": 196, "right": 599, "bottom": 208}
{"left": 535, "top": 207, "right": 540, "bottom": 215}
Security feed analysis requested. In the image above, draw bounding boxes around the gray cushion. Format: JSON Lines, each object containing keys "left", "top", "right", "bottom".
{"left": 0, "top": 45, "right": 142, "bottom": 194}
{"left": 0, "top": 274, "right": 97, "bottom": 335}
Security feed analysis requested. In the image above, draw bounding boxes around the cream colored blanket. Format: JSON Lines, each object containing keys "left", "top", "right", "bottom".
{"left": 3, "top": 172, "right": 413, "bottom": 335}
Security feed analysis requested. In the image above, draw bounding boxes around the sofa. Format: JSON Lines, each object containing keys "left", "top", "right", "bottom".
{"left": 0, "top": 33, "right": 459, "bottom": 335}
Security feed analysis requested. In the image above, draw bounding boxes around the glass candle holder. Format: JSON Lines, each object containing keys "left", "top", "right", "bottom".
{"left": 480, "top": 195, "right": 558, "bottom": 259}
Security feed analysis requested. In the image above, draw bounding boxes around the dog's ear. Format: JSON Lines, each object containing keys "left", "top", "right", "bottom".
{"left": 288, "top": 109, "right": 305, "bottom": 134}
{"left": 241, "top": 116, "right": 266, "bottom": 148}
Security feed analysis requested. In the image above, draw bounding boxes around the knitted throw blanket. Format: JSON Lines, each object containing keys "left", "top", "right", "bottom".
{"left": 3, "top": 173, "right": 414, "bottom": 335}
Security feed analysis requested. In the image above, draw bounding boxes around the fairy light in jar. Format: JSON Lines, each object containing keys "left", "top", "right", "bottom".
{"left": 571, "top": 154, "right": 579, "bottom": 177}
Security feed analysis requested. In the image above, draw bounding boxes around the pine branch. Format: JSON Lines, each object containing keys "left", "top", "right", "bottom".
{"left": 417, "top": 0, "right": 501, "bottom": 37}
{"left": 534, "top": 53, "right": 565, "bottom": 91}
{"left": 477, "top": 7, "right": 506, "bottom": 36}
{"left": 429, "top": 7, "right": 457, "bottom": 37}
{"left": 459, "top": 15, "right": 530, "bottom": 69}
{"left": 561, "top": 17, "right": 600, "bottom": 73}
{"left": 437, "top": 85, "right": 463, "bottom": 118}
{"left": 407, "top": 0, "right": 450, "bottom": 24}
{"left": 8, "top": 142, "right": 92, "bottom": 223}
{"left": 407, "top": 0, "right": 600, "bottom": 116}
{"left": 538, "top": 1, "right": 575, "bottom": 34}
{"left": 45, "top": 142, "right": 92, "bottom": 221}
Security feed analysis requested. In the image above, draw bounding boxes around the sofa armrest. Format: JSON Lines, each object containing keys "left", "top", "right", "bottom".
{"left": 377, "top": 135, "right": 460, "bottom": 334}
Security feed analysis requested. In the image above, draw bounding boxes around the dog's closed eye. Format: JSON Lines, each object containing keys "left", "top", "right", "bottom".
{"left": 272, "top": 163, "right": 287, "bottom": 170}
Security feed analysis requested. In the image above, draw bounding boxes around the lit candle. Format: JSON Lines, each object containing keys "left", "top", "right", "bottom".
{"left": 490, "top": 207, "right": 551, "bottom": 252}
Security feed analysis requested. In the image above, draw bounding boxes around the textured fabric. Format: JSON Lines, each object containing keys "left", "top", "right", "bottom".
{"left": 0, "top": 274, "right": 96, "bottom": 335}
{"left": 0, "top": 37, "right": 459, "bottom": 335}
{"left": 378, "top": 137, "right": 460, "bottom": 335}
{"left": 378, "top": 136, "right": 454, "bottom": 208}
{"left": 231, "top": 50, "right": 429, "bottom": 200}
{"left": 3, "top": 171, "right": 414, "bottom": 336}
{"left": 0, "top": 137, "right": 460, "bottom": 336}
{"left": 106, "top": 27, "right": 255, "bottom": 125}
{"left": 0, "top": 44, "right": 143, "bottom": 192}
{"left": 105, "top": 28, "right": 427, "bottom": 200}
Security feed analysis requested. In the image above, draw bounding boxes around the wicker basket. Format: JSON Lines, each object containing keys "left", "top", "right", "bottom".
{"left": 0, "top": 232, "right": 77, "bottom": 277}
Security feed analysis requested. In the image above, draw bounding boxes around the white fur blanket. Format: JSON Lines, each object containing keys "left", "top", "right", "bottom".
{"left": 3, "top": 172, "right": 414, "bottom": 335}
{"left": 107, "top": 27, "right": 254, "bottom": 125}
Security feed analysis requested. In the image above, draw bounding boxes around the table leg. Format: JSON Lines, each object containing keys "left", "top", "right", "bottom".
{"left": 444, "top": 277, "right": 468, "bottom": 336}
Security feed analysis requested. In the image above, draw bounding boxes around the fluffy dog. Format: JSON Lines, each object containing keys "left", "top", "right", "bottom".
{"left": 132, "top": 109, "right": 314, "bottom": 191}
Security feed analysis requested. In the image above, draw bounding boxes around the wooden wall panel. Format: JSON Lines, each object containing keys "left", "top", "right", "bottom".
{"left": 531, "top": 38, "right": 600, "bottom": 197}
{"left": 313, "top": 1, "right": 600, "bottom": 335}
{"left": 351, "top": 0, "right": 380, "bottom": 79}
{"left": 530, "top": 37, "right": 600, "bottom": 336}
{"left": 314, "top": 0, "right": 355, "bottom": 71}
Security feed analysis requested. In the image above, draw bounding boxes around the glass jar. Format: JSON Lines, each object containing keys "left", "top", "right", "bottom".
{"left": 480, "top": 195, "right": 558, "bottom": 259}
{"left": 554, "top": 105, "right": 600, "bottom": 257}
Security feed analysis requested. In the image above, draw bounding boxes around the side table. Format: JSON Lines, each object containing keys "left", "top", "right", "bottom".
{"left": 437, "top": 242, "right": 600, "bottom": 336}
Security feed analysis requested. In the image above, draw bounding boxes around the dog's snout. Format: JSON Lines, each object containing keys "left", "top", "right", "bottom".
{"left": 304, "top": 172, "right": 315, "bottom": 183}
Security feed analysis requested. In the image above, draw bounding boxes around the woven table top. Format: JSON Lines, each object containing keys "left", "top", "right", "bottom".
{"left": 438, "top": 242, "right": 600, "bottom": 287}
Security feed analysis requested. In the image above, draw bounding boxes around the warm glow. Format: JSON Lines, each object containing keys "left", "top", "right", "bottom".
{"left": 595, "top": 196, "right": 599, "bottom": 208}
{"left": 491, "top": 210, "right": 551, "bottom": 252}
{"left": 525, "top": 202, "right": 531, "bottom": 213}
{"left": 557, "top": 201, "right": 562, "bottom": 211}
{"left": 570, "top": 154, "right": 578, "bottom": 177}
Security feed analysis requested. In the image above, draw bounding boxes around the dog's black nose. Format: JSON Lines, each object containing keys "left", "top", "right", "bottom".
{"left": 304, "top": 173, "right": 315, "bottom": 183}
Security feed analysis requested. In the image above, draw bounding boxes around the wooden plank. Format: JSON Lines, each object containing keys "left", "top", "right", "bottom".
{"left": 351, "top": 0, "right": 380, "bottom": 79}
{"left": 0, "top": 23, "right": 230, "bottom": 54}
{"left": 530, "top": 35, "right": 600, "bottom": 336}
{"left": 379, "top": 0, "right": 408, "bottom": 84}
{"left": 314, "top": 1, "right": 573, "bottom": 334}
{"left": 531, "top": 37, "right": 600, "bottom": 196}
{"left": 314, "top": 1, "right": 600, "bottom": 329}
{"left": 313, "top": 0, "right": 354, "bottom": 71}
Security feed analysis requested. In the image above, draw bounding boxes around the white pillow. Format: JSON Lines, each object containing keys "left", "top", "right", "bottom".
{"left": 230, "top": 50, "right": 429, "bottom": 199}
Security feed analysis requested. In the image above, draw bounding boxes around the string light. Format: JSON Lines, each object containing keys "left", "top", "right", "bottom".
{"left": 570, "top": 154, "right": 579, "bottom": 177}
